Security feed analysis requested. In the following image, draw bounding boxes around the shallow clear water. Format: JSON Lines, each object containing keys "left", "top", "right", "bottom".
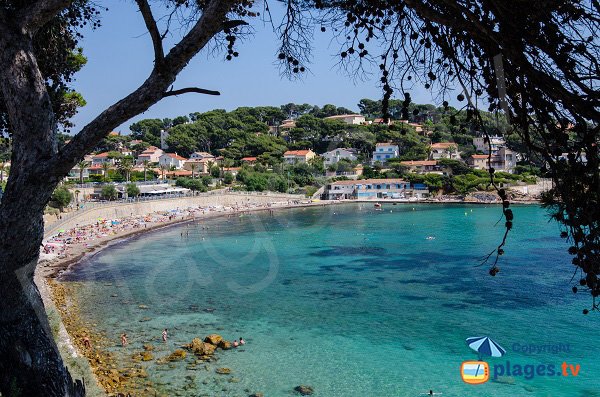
{"left": 64, "top": 204, "right": 600, "bottom": 397}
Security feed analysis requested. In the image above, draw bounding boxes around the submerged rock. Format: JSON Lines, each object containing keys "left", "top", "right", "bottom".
{"left": 294, "top": 385, "right": 314, "bottom": 395}
{"left": 166, "top": 349, "right": 187, "bottom": 362}
{"left": 143, "top": 344, "right": 155, "bottom": 351}
{"left": 142, "top": 352, "right": 154, "bottom": 361}
{"left": 215, "top": 367, "right": 231, "bottom": 375}
{"left": 204, "top": 334, "right": 223, "bottom": 346}
{"left": 249, "top": 394, "right": 264, "bottom": 397}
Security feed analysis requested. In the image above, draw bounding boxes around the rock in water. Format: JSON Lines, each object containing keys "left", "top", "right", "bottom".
{"left": 294, "top": 385, "right": 314, "bottom": 395}
{"left": 204, "top": 334, "right": 224, "bottom": 345}
{"left": 188, "top": 338, "right": 217, "bottom": 356}
{"left": 166, "top": 349, "right": 187, "bottom": 362}
{"left": 218, "top": 340, "right": 232, "bottom": 350}
{"left": 215, "top": 367, "right": 231, "bottom": 374}
{"left": 249, "top": 394, "right": 264, "bottom": 397}
{"left": 142, "top": 351, "right": 154, "bottom": 361}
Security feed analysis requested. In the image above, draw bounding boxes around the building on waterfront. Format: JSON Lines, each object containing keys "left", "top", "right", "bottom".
{"left": 467, "top": 147, "right": 516, "bottom": 173}
{"left": 429, "top": 142, "right": 460, "bottom": 160}
{"left": 283, "top": 149, "right": 316, "bottom": 164}
{"left": 372, "top": 142, "right": 400, "bottom": 164}
{"left": 399, "top": 160, "right": 451, "bottom": 175}
{"left": 159, "top": 153, "right": 187, "bottom": 169}
{"left": 321, "top": 148, "right": 358, "bottom": 165}
{"left": 323, "top": 178, "right": 429, "bottom": 200}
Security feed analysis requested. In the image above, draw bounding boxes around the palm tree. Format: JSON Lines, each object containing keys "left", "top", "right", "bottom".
{"left": 118, "top": 158, "right": 134, "bottom": 182}
{"left": 101, "top": 162, "right": 111, "bottom": 182}
{"left": 189, "top": 162, "right": 197, "bottom": 179}
{"left": 159, "top": 164, "right": 168, "bottom": 181}
{"left": 76, "top": 160, "right": 89, "bottom": 185}
{"left": 0, "top": 163, "right": 9, "bottom": 183}
{"left": 206, "top": 160, "right": 215, "bottom": 175}
{"left": 142, "top": 160, "right": 150, "bottom": 181}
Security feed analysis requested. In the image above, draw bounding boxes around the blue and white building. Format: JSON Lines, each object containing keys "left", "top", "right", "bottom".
{"left": 372, "top": 142, "right": 399, "bottom": 164}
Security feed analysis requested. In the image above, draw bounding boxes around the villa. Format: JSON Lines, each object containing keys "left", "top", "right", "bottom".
{"left": 189, "top": 151, "right": 215, "bottom": 161}
{"left": 324, "top": 114, "right": 366, "bottom": 125}
{"left": 324, "top": 178, "right": 429, "bottom": 200}
{"left": 467, "top": 147, "right": 516, "bottom": 173}
{"left": 91, "top": 152, "right": 117, "bottom": 167}
{"left": 159, "top": 153, "right": 187, "bottom": 169}
{"left": 372, "top": 142, "right": 399, "bottom": 164}
{"left": 430, "top": 142, "right": 460, "bottom": 160}
{"left": 136, "top": 146, "right": 163, "bottom": 164}
{"left": 283, "top": 149, "right": 316, "bottom": 164}
{"left": 241, "top": 156, "right": 258, "bottom": 164}
{"left": 473, "top": 135, "right": 506, "bottom": 155}
{"left": 321, "top": 148, "right": 358, "bottom": 165}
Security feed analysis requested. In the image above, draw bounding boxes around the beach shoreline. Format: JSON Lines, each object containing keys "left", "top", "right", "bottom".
{"left": 37, "top": 194, "right": 540, "bottom": 395}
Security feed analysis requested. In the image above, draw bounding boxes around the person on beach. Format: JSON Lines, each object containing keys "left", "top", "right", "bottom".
{"left": 233, "top": 339, "right": 239, "bottom": 348}
{"left": 239, "top": 337, "right": 245, "bottom": 345}
{"left": 162, "top": 329, "right": 168, "bottom": 342}
{"left": 121, "top": 333, "right": 128, "bottom": 347}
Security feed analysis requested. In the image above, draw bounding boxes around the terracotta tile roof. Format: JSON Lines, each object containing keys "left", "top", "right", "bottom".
{"left": 241, "top": 157, "right": 258, "bottom": 161}
{"left": 93, "top": 152, "right": 110, "bottom": 158}
{"left": 376, "top": 142, "right": 398, "bottom": 147}
{"left": 471, "top": 154, "right": 489, "bottom": 159}
{"left": 431, "top": 142, "right": 457, "bottom": 149}
{"left": 400, "top": 160, "right": 438, "bottom": 166}
{"left": 284, "top": 150, "right": 312, "bottom": 156}
{"left": 163, "top": 153, "right": 187, "bottom": 160}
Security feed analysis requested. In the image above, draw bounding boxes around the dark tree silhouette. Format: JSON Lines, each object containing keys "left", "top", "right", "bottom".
{"left": 0, "top": 0, "right": 598, "bottom": 395}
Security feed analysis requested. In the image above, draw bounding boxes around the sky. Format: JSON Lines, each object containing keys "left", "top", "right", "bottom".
{"left": 70, "top": 1, "right": 433, "bottom": 135}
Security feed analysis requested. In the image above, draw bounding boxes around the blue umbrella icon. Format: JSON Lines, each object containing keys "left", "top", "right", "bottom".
{"left": 466, "top": 336, "right": 506, "bottom": 358}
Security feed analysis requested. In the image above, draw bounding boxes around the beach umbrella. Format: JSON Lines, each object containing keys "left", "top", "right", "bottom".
{"left": 466, "top": 336, "right": 506, "bottom": 358}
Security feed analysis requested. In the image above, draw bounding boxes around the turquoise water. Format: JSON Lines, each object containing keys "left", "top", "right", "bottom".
{"left": 64, "top": 204, "right": 600, "bottom": 397}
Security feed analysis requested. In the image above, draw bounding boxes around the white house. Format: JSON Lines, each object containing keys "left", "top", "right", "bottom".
{"left": 159, "top": 153, "right": 187, "bottom": 169}
{"left": 322, "top": 148, "right": 358, "bottom": 165}
{"left": 467, "top": 147, "right": 515, "bottom": 173}
{"left": 136, "top": 146, "right": 163, "bottom": 164}
{"left": 324, "top": 114, "right": 366, "bottom": 125}
{"left": 372, "top": 142, "right": 399, "bottom": 164}
{"left": 430, "top": 142, "right": 460, "bottom": 160}
{"left": 189, "top": 151, "right": 215, "bottom": 161}
{"left": 473, "top": 135, "right": 505, "bottom": 155}
{"left": 91, "top": 152, "right": 116, "bottom": 166}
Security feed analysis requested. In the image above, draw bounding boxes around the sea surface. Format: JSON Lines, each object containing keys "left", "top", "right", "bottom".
{"left": 63, "top": 204, "right": 600, "bottom": 397}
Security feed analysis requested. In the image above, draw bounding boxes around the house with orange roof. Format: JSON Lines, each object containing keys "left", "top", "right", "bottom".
{"left": 136, "top": 146, "right": 163, "bottom": 164}
{"left": 241, "top": 156, "right": 258, "bottom": 164}
{"left": 91, "top": 152, "right": 117, "bottom": 166}
{"left": 400, "top": 160, "right": 449, "bottom": 175}
{"left": 269, "top": 119, "right": 297, "bottom": 135}
{"left": 429, "top": 142, "right": 460, "bottom": 160}
{"left": 159, "top": 153, "right": 187, "bottom": 169}
{"left": 283, "top": 149, "right": 316, "bottom": 164}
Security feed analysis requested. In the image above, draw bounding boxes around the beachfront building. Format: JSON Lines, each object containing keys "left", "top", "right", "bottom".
{"left": 324, "top": 114, "right": 366, "bottom": 125}
{"left": 183, "top": 159, "right": 210, "bottom": 174}
{"left": 372, "top": 142, "right": 400, "bottom": 164}
{"left": 189, "top": 151, "right": 215, "bottom": 161}
{"left": 321, "top": 148, "right": 358, "bottom": 166}
{"left": 473, "top": 135, "right": 506, "bottom": 155}
{"left": 136, "top": 146, "right": 163, "bottom": 165}
{"left": 467, "top": 147, "right": 516, "bottom": 173}
{"left": 283, "top": 149, "right": 316, "bottom": 164}
{"left": 324, "top": 178, "right": 428, "bottom": 200}
{"left": 159, "top": 153, "right": 187, "bottom": 169}
{"left": 399, "top": 160, "right": 448, "bottom": 175}
{"left": 430, "top": 142, "right": 460, "bottom": 160}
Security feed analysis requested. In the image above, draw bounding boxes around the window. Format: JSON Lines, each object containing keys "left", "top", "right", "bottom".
{"left": 385, "top": 155, "right": 390, "bottom": 158}
{"left": 388, "top": 148, "right": 393, "bottom": 151}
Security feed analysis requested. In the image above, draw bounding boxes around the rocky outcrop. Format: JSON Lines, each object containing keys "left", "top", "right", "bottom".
{"left": 215, "top": 367, "right": 231, "bottom": 374}
{"left": 166, "top": 349, "right": 187, "bottom": 362}
{"left": 204, "top": 334, "right": 223, "bottom": 346}
{"left": 294, "top": 385, "right": 314, "bottom": 395}
{"left": 218, "top": 340, "right": 232, "bottom": 350}
{"left": 186, "top": 337, "right": 217, "bottom": 357}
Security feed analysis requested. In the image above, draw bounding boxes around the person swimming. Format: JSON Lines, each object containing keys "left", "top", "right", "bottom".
{"left": 233, "top": 340, "right": 239, "bottom": 348}
{"left": 239, "top": 337, "right": 245, "bottom": 345}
